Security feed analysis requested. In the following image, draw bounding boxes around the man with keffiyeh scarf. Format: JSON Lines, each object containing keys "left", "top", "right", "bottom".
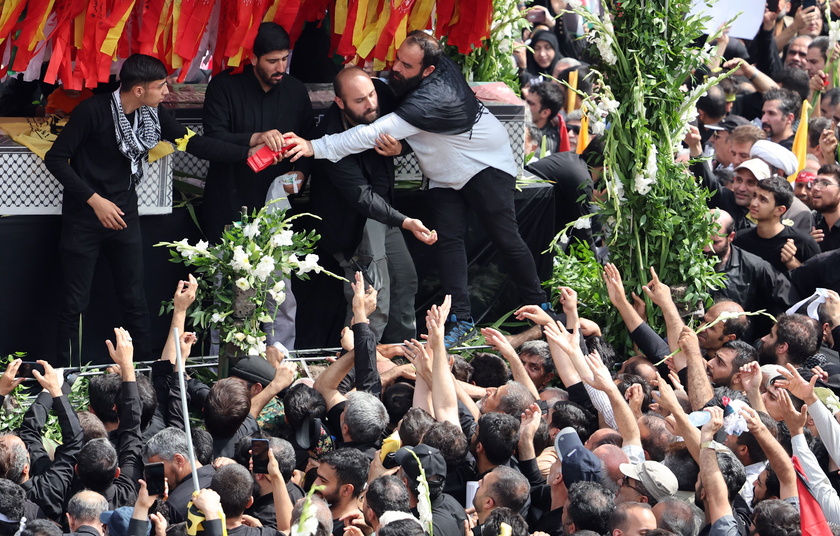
{"left": 45, "top": 54, "right": 252, "bottom": 366}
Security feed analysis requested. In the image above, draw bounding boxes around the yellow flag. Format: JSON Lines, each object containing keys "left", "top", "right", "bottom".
{"left": 788, "top": 98, "right": 811, "bottom": 182}
{"left": 576, "top": 108, "right": 589, "bottom": 154}
{"left": 566, "top": 70, "right": 578, "bottom": 115}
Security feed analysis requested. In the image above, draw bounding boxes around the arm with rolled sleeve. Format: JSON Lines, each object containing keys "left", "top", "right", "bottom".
{"left": 312, "top": 113, "right": 421, "bottom": 163}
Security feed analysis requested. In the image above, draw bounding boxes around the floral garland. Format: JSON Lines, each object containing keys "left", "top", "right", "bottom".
{"left": 157, "top": 202, "right": 342, "bottom": 356}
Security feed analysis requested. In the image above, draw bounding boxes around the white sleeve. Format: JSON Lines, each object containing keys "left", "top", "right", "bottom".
{"left": 791, "top": 433, "right": 840, "bottom": 525}
{"left": 311, "top": 113, "right": 422, "bottom": 162}
{"left": 582, "top": 383, "right": 618, "bottom": 430}
{"left": 809, "top": 399, "right": 840, "bottom": 467}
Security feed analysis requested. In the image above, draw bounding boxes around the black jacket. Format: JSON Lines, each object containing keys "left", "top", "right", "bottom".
{"left": 311, "top": 80, "right": 407, "bottom": 259}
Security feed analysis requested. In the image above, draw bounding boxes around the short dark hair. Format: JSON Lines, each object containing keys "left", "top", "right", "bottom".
{"left": 365, "top": 475, "right": 411, "bottom": 519}
{"left": 119, "top": 54, "right": 168, "bottom": 92}
{"left": 470, "top": 353, "right": 510, "bottom": 388}
{"left": 192, "top": 428, "right": 214, "bottom": 466}
{"left": 89, "top": 374, "right": 122, "bottom": 423}
{"left": 753, "top": 499, "right": 800, "bottom": 536}
{"left": 77, "top": 411, "right": 107, "bottom": 443}
{"left": 379, "top": 519, "right": 425, "bottom": 536}
{"left": 722, "top": 340, "right": 757, "bottom": 371}
{"left": 638, "top": 413, "right": 676, "bottom": 462}
{"left": 716, "top": 450, "right": 746, "bottom": 504}
{"left": 480, "top": 508, "right": 529, "bottom": 536}
{"left": 284, "top": 384, "right": 327, "bottom": 427}
{"left": 77, "top": 438, "right": 118, "bottom": 493}
{"left": 719, "top": 309, "right": 750, "bottom": 340}
{"left": 655, "top": 498, "right": 696, "bottom": 536}
{"left": 818, "top": 163, "right": 840, "bottom": 184}
{"left": 20, "top": 519, "right": 62, "bottom": 536}
{"left": 764, "top": 88, "right": 801, "bottom": 119}
{"left": 402, "top": 30, "right": 442, "bottom": 70}
{"left": 775, "top": 313, "right": 819, "bottom": 365}
{"left": 320, "top": 448, "right": 369, "bottom": 498}
{"left": 451, "top": 355, "right": 473, "bottom": 382}
{"left": 476, "top": 413, "right": 519, "bottom": 465}
{"left": 518, "top": 341, "right": 554, "bottom": 374}
{"left": 383, "top": 383, "right": 415, "bottom": 428}
{"left": 399, "top": 408, "right": 435, "bottom": 447}
{"left": 581, "top": 136, "right": 606, "bottom": 168}
{"left": 486, "top": 466, "right": 530, "bottom": 514}
{"left": 697, "top": 85, "right": 726, "bottom": 120}
{"left": 757, "top": 177, "right": 794, "bottom": 211}
{"left": 809, "top": 36, "right": 830, "bottom": 62}
{"left": 210, "top": 464, "right": 255, "bottom": 517}
{"left": 809, "top": 117, "right": 833, "bottom": 148}
{"left": 529, "top": 82, "right": 565, "bottom": 118}
{"left": 663, "top": 444, "right": 699, "bottom": 492}
{"left": 735, "top": 411, "right": 777, "bottom": 464}
{"left": 204, "top": 378, "right": 251, "bottom": 438}
{"left": 253, "top": 22, "right": 290, "bottom": 57}
{"left": 550, "top": 401, "right": 594, "bottom": 441}
{"left": 0, "top": 479, "right": 25, "bottom": 521}
{"left": 773, "top": 67, "right": 810, "bottom": 102}
{"left": 566, "top": 481, "right": 614, "bottom": 534}
{"left": 421, "top": 421, "right": 469, "bottom": 465}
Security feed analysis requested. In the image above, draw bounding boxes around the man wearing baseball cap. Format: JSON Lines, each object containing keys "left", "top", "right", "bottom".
{"left": 395, "top": 444, "right": 465, "bottom": 536}
{"left": 616, "top": 461, "right": 679, "bottom": 505}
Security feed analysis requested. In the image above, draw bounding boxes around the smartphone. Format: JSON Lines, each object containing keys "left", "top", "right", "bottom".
{"left": 17, "top": 362, "right": 45, "bottom": 378}
{"left": 766, "top": 0, "right": 779, "bottom": 12}
{"left": 252, "top": 439, "right": 270, "bottom": 474}
{"left": 144, "top": 462, "right": 166, "bottom": 496}
{"left": 802, "top": 0, "right": 816, "bottom": 8}
{"left": 526, "top": 9, "right": 546, "bottom": 23}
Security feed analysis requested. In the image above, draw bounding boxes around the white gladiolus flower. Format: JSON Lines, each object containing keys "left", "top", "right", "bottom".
{"left": 598, "top": 97, "right": 620, "bottom": 115}
{"left": 231, "top": 246, "right": 251, "bottom": 272}
{"left": 253, "top": 256, "right": 276, "bottom": 282}
{"left": 559, "top": 233, "right": 570, "bottom": 246}
{"left": 243, "top": 221, "right": 260, "bottom": 238}
{"left": 233, "top": 332, "right": 246, "bottom": 341}
{"left": 259, "top": 314, "right": 273, "bottom": 323}
{"left": 195, "top": 240, "right": 210, "bottom": 254}
{"left": 271, "top": 230, "right": 294, "bottom": 247}
{"left": 249, "top": 340, "right": 267, "bottom": 356}
{"left": 210, "top": 312, "right": 224, "bottom": 323}
{"left": 634, "top": 175, "right": 655, "bottom": 195}
{"left": 235, "top": 278, "right": 251, "bottom": 291}
{"left": 297, "top": 254, "right": 322, "bottom": 274}
{"left": 567, "top": 0, "right": 582, "bottom": 8}
{"left": 573, "top": 218, "right": 592, "bottom": 229}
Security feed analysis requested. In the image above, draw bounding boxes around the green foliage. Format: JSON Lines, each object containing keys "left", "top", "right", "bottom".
{"left": 0, "top": 354, "right": 91, "bottom": 444}
{"left": 547, "top": 0, "right": 726, "bottom": 355}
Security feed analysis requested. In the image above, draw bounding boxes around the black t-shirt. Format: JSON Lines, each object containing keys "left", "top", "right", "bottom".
{"left": 733, "top": 224, "right": 820, "bottom": 273}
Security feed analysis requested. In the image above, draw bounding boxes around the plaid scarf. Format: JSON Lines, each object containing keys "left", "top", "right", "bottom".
{"left": 110, "top": 89, "right": 161, "bottom": 185}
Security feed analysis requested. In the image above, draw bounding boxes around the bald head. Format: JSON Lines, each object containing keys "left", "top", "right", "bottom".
{"left": 593, "top": 444, "right": 628, "bottom": 491}
{"left": 333, "top": 67, "right": 380, "bottom": 125}
{"left": 334, "top": 66, "right": 372, "bottom": 100}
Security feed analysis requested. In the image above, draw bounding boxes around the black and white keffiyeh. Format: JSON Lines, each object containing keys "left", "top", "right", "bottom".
{"left": 110, "top": 89, "right": 161, "bottom": 185}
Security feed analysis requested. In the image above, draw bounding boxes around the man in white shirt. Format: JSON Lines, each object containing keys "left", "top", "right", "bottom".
{"left": 284, "top": 31, "right": 548, "bottom": 346}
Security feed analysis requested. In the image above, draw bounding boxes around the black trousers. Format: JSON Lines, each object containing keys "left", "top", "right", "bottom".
{"left": 56, "top": 213, "right": 151, "bottom": 366}
{"left": 427, "top": 166, "right": 546, "bottom": 320}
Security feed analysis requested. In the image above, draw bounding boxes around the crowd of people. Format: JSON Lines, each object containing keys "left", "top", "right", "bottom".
{"left": 10, "top": 0, "right": 840, "bottom": 535}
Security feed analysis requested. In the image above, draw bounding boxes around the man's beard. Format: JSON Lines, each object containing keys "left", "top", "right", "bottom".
{"left": 757, "top": 341, "right": 777, "bottom": 365}
{"left": 345, "top": 105, "right": 380, "bottom": 125}
{"left": 255, "top": 64, "right": 283, "bottom": 88}
{"left": 389, "top": 71, "right": 424, "bottom": 97}
{"left": 762, "top": 122, "right": 776, "bottom": 139}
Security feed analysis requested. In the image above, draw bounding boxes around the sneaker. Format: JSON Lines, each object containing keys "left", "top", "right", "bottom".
{"left": 444, "top": 314, "right": 476, "bottom": 349}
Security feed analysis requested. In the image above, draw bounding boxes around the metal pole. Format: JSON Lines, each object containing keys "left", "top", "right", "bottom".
{"left": 174, "top": 328, "right": 201, "bottom": 493}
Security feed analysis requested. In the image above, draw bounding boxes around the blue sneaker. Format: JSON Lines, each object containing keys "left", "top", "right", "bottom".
{"left": 444, "top": 314, "right": 476, "bottom": 349}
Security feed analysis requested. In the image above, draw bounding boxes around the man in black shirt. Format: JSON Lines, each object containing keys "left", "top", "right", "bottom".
{"left": 811, "top": 164, "right": 840, "bottom": 252}
{"left": 44, "top": 54, "right": 249, "bottom": 365}
{"left": 202, "top": 22, "right": 315, "bottom": 349}
{"left": 311, "top": 67, "right": 435, "bottom": 342}
{"left": 733, "top": 176, "right": 820, "bottom": 273}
